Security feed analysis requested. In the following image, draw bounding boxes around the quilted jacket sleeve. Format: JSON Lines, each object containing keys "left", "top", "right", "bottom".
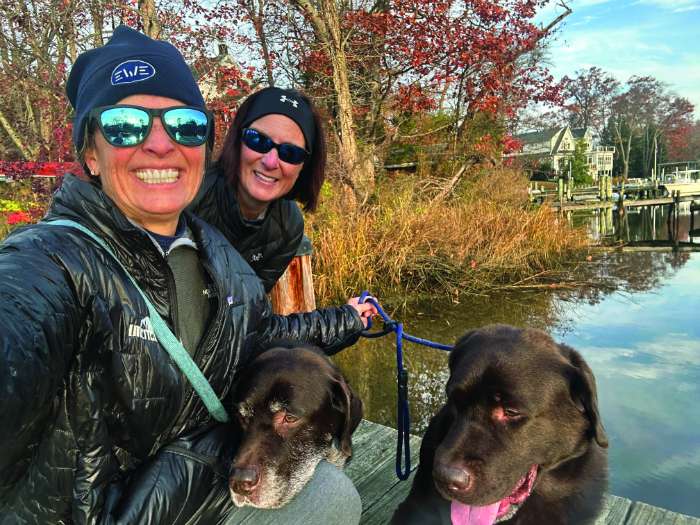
{"left": 0, "top": 232, "right": 80, "bottom": 497}
{"left": 257, "top": 304, "right": 365, "bottom": 356}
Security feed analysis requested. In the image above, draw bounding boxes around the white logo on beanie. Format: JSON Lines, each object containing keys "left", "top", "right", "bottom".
{"left": 279, "top": 95, "right": 299, "bottom": 108}
{"left": 111, "top": 60, "right": 156, "bottom": 85}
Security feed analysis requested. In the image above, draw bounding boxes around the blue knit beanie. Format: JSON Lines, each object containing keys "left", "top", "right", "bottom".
{"left": 66, "top": 25, "right": 206, "bottom": 152}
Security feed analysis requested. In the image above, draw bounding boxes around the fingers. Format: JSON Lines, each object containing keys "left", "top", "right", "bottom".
{"left": 347, "top": 296, "right": 379, "bottom": 328}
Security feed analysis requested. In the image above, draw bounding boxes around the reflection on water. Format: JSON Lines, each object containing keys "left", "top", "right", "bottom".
{"left": 334, "top": 205, "right": 700, "bottom": 517}
{"left": 571, "top": 201, "right": 700, "bottom": 245}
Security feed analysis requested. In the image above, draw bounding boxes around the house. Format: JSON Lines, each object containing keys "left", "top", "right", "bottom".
{"left": 509, "top": 125, "right": 614, "bottom": 180}
{"left": 195, "top": 43, "right": 252, "bottom": 103}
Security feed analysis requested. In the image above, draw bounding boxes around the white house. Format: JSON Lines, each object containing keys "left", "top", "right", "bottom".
{"left": 509, "top": 126, "right": 614, "bottom": 180}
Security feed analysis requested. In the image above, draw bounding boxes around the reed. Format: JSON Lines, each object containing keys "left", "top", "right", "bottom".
{"left": 306, "top": 167, "right": 588, "bottom": 303}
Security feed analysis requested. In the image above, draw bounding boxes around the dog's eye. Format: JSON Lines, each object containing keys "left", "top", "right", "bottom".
{"left": 283, "top": 414, "right": 299, "bottom": 424}
{"left": 503, "top": 408, "right": 521, "bottom": 418}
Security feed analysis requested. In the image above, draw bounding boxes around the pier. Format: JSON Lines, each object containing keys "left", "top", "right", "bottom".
{"left": 529, "top": 176, "right": 700, "bottom": 212}
{"left": 349, "top": 419, "right": 700, "bottom": 524}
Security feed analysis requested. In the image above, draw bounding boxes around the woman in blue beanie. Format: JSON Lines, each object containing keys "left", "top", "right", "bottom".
{"left": 0, "top": 25, "right": 373, "bottom": 524}
{"left": 189, "top": 87, "right": 325, "bottom": 293}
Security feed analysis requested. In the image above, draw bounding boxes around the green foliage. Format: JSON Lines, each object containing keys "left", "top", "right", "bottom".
{"left": 384, "top": 112, "right": 454, "bottom": 166}
{"left": 0, "top": 198, "right": 24, "bottom": 212}
{"left": 571, "top": 139, "right": 593, "bottom": 186}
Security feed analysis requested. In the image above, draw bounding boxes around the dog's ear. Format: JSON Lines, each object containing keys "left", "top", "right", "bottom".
{"left": 449, "top": 329, "right": 480, "bottom": 373}
{"left": 330, "top": 375, "right": 364, "bottom": 458}
{"left": 560, "top": 343, "right": 608, "bottom": 448}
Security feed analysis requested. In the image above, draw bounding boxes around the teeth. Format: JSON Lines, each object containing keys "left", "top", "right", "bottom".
{"left": 254, "top": 171, "right": 277, "bottom": 183}
{"left": 135, "top": 169, "right": 179, "bottom": 184}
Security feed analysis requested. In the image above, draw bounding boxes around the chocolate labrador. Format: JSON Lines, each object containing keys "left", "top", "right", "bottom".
{"left": 392, "top": 324, "right": 608, "bottom": 525}
{"left": 228, "top": 346, "right": 363, "bottom": 509}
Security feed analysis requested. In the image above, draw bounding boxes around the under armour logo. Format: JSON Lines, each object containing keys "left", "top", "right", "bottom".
{"left": 250, "top": 252, "right": 263, "bottom": 262}
{"left": 280, "top": 95, "right": 299, "bottom": 108}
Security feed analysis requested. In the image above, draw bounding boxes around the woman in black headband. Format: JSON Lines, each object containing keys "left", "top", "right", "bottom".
{"left": 190, "top": 87, "right": 326, "bottom": 293}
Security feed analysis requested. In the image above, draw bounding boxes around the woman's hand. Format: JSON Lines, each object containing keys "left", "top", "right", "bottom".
{"left": 346, "top": 296, "right": 378, "bottom": 328}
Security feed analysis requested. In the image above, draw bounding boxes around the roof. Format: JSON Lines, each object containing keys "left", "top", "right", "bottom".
{"left": 571, "top": 128, "right": 589, "bottom": 140}
{"left": 514, "top": 127, "right": 563, "bottom": 145}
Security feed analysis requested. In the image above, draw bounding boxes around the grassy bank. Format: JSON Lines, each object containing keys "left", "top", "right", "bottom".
{"left": 307, "top": 168, "right": 589, "bottom": 303}
{"left": 1, "top": 169, "right": 588, "bottom": 304}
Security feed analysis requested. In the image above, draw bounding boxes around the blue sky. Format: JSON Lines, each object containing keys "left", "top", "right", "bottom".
{"left": 538, "top": 0, "right": 700, "bottom": 116}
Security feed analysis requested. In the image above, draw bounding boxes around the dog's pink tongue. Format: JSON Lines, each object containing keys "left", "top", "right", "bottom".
{"left": 450, "top": 501, "right": 500, "bottom": 525}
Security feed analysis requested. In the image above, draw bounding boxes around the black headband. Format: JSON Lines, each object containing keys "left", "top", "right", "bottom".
{"left": 242, "top": 87, "right": 316, "bottom": 152}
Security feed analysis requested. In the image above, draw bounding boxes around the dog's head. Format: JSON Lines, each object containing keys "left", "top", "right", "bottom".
{"left": 432, "top": 324, "right": 607, "bottom": 517}
{"left": 228, "top": 346, "right": 363, "bottom": 509}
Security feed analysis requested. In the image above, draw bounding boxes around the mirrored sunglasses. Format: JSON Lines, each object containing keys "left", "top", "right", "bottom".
{"left": 241, "top": 128, "right": 309, "bottom": 165}
{"left": 89, "top": 105, "right": 212, "bottom": 148}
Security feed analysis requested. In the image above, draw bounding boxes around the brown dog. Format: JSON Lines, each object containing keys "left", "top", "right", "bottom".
{"left": 228, "top": 346, "right": 363, "bottom": 509}
{"left": 392, "top": 324, "right": 608, "bottom": 525}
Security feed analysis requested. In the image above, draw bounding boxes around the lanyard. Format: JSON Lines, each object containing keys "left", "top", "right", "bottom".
{"left": 47, "top": 219, "right": 229, "bottom": 423}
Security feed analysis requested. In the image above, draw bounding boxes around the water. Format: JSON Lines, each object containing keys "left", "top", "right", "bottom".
{"left": 334, "top": 203, "right": 700, "bottom": 517}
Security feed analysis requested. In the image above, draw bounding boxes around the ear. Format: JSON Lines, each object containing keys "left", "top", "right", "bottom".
{"left": 449, "top": 329, "right": 480, "bottom": 373}
{"left": 330, "top": 375, "right": 363, "bottom": 459}
{"left": 83, "top": 145, "right": 100, "bottom": 177}
{"left": 560, "top": 343, "right": 608, "bottom": 448}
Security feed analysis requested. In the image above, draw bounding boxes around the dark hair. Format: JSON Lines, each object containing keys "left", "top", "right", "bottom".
{"left": 216, "top": 88, "right": 326, "bottom": 212}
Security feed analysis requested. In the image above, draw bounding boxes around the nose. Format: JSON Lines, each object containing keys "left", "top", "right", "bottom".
{"left": 261, "top": 147, "right": 280, "bottom": 170}
{"left": 229, "top": 465, "right": 261, "bottom": 496}
{"left": 433, "top": 461, "right": 474, "bottom": 496}
{"left": 142, "top": 118, "right": 175, "bottom": 156}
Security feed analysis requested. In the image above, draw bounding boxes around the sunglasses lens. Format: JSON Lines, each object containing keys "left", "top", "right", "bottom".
{"left": 242, "top": 129, "right": 307, "bottom": 164}
{"left": 277, "top": 144, "right": 308, "bottom": 164}
{"left": 163, "top": 108, "right": 210, "bottom": 146}
{"left": 242, "top": 128, "right": 274, "bottom": 154}
{"left": 99, "top": 107, "right": 149, "bottom": 146}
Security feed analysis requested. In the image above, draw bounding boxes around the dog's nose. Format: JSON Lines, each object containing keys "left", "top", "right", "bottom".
{"left": 229, "top": 466, "right": 261, "bottom": 495}
{"left": 434, "top": 462, "right": 474, "bottom": 495}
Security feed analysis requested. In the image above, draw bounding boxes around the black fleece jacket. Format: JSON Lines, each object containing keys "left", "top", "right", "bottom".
{"left": 189, "top": 164, "right": 304, "bottom": 292}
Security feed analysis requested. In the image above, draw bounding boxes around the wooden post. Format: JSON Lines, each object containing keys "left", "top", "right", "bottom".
{"left": 558, "top": 176, "right": 564, "bottom": 208}
{"left": 690, "top": 200, "right": 695, "bottom": 234}
{"left": 270, "top": 235, "right": 317, "bottom": 315}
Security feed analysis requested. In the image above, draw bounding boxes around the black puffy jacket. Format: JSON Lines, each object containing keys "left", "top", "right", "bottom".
{"left": 188, "top": 164, "right": 304, "bottom": 292}
{"left": 0, "top": 175, "right": 363, "bottom": 524}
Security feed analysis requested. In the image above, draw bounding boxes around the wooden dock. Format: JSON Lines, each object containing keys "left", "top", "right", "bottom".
{"left": 349, "top": 419, "right": 700, "bottom": 524}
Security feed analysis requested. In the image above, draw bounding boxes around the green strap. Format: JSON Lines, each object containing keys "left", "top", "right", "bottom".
{"left": 47, "top": 219, "right": 229, "bottom": 423}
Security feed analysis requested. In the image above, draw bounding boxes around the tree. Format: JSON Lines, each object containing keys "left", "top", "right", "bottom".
{"left": 610, "top": 76, "right": 694, "bottom": 180}
{"left": 570, "top": 138, "right": 592, "bottom": 186}
{"left": 2, "top": 0, "right": 570, "bottom": 206}
{"left": 233, "top": 0, "right": 571, "bottom": 204}
{"left": 560, "top": 66, "right": 619, "bottom": 137}
{"left": 0, "top": 1, "right": 250, "bottom": 162}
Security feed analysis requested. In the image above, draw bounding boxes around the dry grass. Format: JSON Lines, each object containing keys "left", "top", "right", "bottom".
{"left": 306, "top": 167, "right": 588, "bottom": 303}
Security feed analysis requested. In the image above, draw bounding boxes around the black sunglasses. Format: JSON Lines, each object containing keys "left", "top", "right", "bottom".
{"left": 89, "top": 105, "right": 212, "bottom": 148}
{"left": 241, "top": 128, "right": 309, "bottom": 165}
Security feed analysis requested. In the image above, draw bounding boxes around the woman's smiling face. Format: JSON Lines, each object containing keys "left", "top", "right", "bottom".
{"left": 84, "top": 94, "right": 206, "bottom": 235}
{"left": 237, "top": 114, "right": 305, "bottom": 219}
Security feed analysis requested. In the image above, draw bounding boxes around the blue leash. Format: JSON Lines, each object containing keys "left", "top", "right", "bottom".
{"left": 358, "top": 291, "right": 453, "bottom": 480}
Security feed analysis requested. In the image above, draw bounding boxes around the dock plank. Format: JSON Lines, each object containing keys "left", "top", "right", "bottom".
{"left": 350, "top": 420, "right": 700, "bottom": 524}
{"left": 625, "top": 501, "right": 700, "bottom": 524}
{"left": 596, "top": 495, "right": 632, "bottom": 524}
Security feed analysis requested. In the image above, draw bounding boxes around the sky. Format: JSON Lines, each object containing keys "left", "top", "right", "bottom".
{"left": 537, "top": 0, "right": 700, "bottom": 116}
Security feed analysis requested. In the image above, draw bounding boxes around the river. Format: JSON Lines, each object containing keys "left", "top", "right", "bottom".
{"left": 334, "top": 202, "right": 700, "bottom": 517}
